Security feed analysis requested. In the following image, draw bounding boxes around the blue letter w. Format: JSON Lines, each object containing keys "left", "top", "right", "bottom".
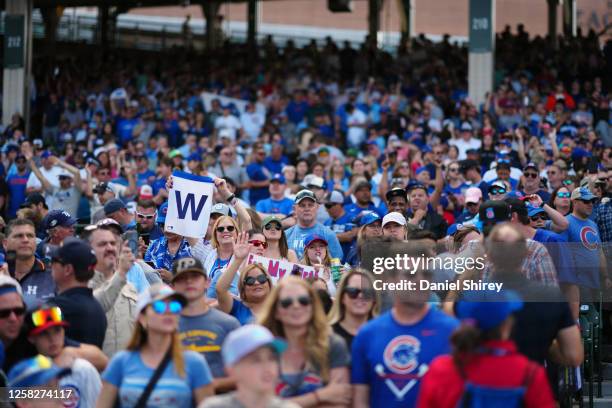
{"left": 175, "top": 191, "right": 208, "bottom": 220}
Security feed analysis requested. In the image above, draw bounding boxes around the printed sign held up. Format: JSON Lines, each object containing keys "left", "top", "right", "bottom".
{"left": 246, "top": 254, "right": 319, "bottom": 284}
{"left": 165, "top": 171, "right": 214, "bottom": 238}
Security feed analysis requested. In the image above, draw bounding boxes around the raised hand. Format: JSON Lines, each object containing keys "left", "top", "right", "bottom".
{"left": 234, "top": 231, "right": 250, "bottom": 259}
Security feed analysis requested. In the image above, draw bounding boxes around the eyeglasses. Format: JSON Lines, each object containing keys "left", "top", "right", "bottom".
{"left": 151, "top": 300, "right": 182, "bottom": 315}
{"left": 490, "top": 188, "right": 506, "bottom": 195}
{"left": 0, "top": 306, "right": 26, "bottom": 319}
{"left": 530, "top": 214, "right": 549, "bottom": 222}
{"left": 31, "top": 306, "right": 63, "bottom": 327}
{"left": 249, "top": 240, "right": 268, "bottom": 249}
{"left": 557, "top": 192, "right": 571, "bottom": 198}
{"left": 244, "top": 274, "right": 269, "bottom": 286}
{"left": 278, "top": 295, "right": 312, "bottom": 309}
{"left": 137, "top": 213, "right": 156, "bottom": 220}
{"left": 216, "top": 225, "right": 236, "bottom": 233}
{"left": 523, "top": 172, "right": 538, "bottom": 179}
{"left": 344, "top": 287, "right": 375, "bottom": 300}
{"left": 264, "top": 223, "right": 281, "bottom": 231}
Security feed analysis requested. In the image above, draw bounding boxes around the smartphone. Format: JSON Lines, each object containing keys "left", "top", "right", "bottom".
{"left": 123, "top": 231, "right": 139, "bottom": 256}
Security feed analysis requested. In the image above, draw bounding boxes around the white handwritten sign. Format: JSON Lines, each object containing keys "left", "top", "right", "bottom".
{"left": 246, "top": 254, "right": 319, "bottom": 284}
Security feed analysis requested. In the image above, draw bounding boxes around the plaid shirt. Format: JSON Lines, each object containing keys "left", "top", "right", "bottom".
{"left": 483, "top": 239, "right": 559, "bottom": 287}
{"left": 144, "top": 236, "right": 192, "bottom": 271}
{"left": 595, "top": 200, "right": 612, "bottom": 259}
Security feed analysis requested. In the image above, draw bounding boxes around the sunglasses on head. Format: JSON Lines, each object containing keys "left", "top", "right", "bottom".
{"left": 249, "top": 240, "right": 268, "bottom": 249}
{"left": 31, "top": 307, "right": 63, "bottom": 327}
{"left": 523, "top": 172, "right": 538, "bottom": 179}
{"left": 0, "top": 306, "right": 26, "bottom": 319}
{"left": 530, "top": 214, "right": 549, "bottom": 222}
{"left": 151, "top": 299, "right": 182, "bottom": 315}
{"left": 490, "top": 188, "right": 506, "bottom": 195}
{"left": 344, "top": 287, "right": 375, "bottom": 300}
{"left": 137, "top": 213, "right": 155, "bottom": 220}
{"left": 279, "top": 295, "right": 311, "bottom": 309}
{"left": 216, "top": 225, "right": 236, "bottom": 233}
{"left": 557, "top": 192, "right": 571, "bottom": 198}
{"left": 264, "top": 223, "right": 281, "bottom": 231}
{"left": 244, "top": 274, "right": 268, "bottom": 286}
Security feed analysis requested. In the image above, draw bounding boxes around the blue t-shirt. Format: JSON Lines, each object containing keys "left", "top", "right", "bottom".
{"left": 285, "top": 223, "right": 343, "bottom": 260}
{"left": 6, "top": 172, "right": 30, "bottom": 219}
{"left": 263, "top": 156, "right": 289, "bottom": 175}
{"left": 230, "top": 299, "right": 254, "bottom": 325}
{"left": 246, "top": 162, "right": 271, "bottom": 204}
{"left": 351, "top": 308, "right": 459, "bottom": 408}
{"left": 324, "top": 212, "right": 356, "bottom": 262}
{"left": 285, "top": 101, "right": 309, "bottom": 124}
{"left": 533, "top": 228, "right": 572, "bottom": 285}
{"left": 559, "top": 214, "right": 602, "bottom": 288}
{"left": 116, "top": 117, "right": 139, "bottom": 146}
{"left": 152, "top": 177, "right": 167, "bottom": 196}
{"left": 137, "top": 170, "right": 156, "bottom": 187}
{"left": 102, "top": 350, "right": 212, "bottom": 408}
{"left": 255, "top": 197, "right": 294, "bottom": 216}
{"left": 206, "top": 257, "right": 237, "bottom": 299}
{"left": 344, "top": 202, "right": 384, "bottom": 219}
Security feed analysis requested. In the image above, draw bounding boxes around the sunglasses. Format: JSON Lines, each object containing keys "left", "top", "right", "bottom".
{"left": 466, "top": 202, "right": 479, "bottom": 207}
{"left": 0, "top": 306, "right": 26, "bottom": 319}
{"left": 579, "top": 199, "right": 595, "bottom": 204}
{"left": 31, "top": 307, "right": 63, "bottom": 327}
{"left": 523, "top": 172, "right": 538, "bottom": 179}
{"left": 557, "top": 192, "right": 571, "bottom": 198}
{"left": 448, "top": 168, "right": 459, "bottom": 173}
{"left": 137, "top": 213, "right": 156, "bottom": 220}
{"left": 216, "top": 225, "right": 236, "bottom": 233}
{"left": 249, "top": 240, "right": 268, "bottom": 249}
{"left": 490, "top": 188, "right": 506, "bottom": 195}
{"left": 151, "top": 300, "right": 182, "bottom": 315}
{"left": 562, "top": 180, "right": 573, "bottom": 186}
{"left": 325, "top": 203, "right": 339, "bottom": 209}
{"left": 345, "top": 287, "right": 375, "bottom": 300}
{"left": 530, "top": 214, "right": 549, "bottom": 222}
{"left": 279, "top": 295, "right": 312, "bottom": 309}
{"left": 264, "top": 223, "right": 281, "bottom": 231}
{"left": 244, "top": 274, "right": 269, "bottom": 286}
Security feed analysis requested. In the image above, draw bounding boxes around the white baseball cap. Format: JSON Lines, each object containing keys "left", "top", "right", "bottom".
{"left": 222, "top": 325, "right": 287, "bottom": 367}
{"left": 0, "top": 275, "right": 23, "bottom": 297}
{"left": 382, "top": 212, "right": 407, "bottom": 227}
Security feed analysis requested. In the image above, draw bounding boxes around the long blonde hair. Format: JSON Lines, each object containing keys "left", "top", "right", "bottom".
{"left": 328, "top": 269, "right": 380, "bottom": 325}
{"left": 238, "top": 263, "right": 271, "bottom": 301}
{"left": 126, "top": 312, "right": 186, "bottom": 377}
{"left": 257, "top": 277, "right": 331, "bottom": 382}
{"left": 300, "top": 242, "right": 331, "bottom": 267}
{"left": 211, "top": 215, "right": 240, "bottom": 249}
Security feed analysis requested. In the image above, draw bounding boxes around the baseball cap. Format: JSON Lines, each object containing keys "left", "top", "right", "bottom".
{"left": 295, "top": 189, "right": 317, "bottom": 204}
{"left": 211, "top": 203, "right": 233, "bottom": 217}
{"left": 304, "top": 175, "right": 325, "bottom": 190}
{"left": 464, "top": 187, "right": 482, "bottom": 204}
{"left": 93, "top": 182, "right": 114, "bottom": 195}
{"left": 156, "top": 202, "right": 169, "bottom": 224}
{"left": 20, "top": 193, "right": 46, "bottom": 209}
{"left": 139, "top": 185, "right": 154, "bottom": 200}
{"left": 58, "top": 169, "right": 74, "bottom": 179}
{"left": 523, "top": 162, "right": 538, "bottom": 171}
{"left": 187, "top": 153, "right": 201, "bottom": 162}
{"left": 25, "top": 305, "right": 69, "bottom": 337}
{"left": 40, "top": 150, "right": 53, "bottom": 159}
{"left": 460, "top": 159, "right": 480, "bottom": 172}
{"left": 304, "top": 234, "right": 328, "bottom": 248}
{"left": 479, "top": 200, "right": 512, "bottom": 224}
{"left": 262, "top": 215, "right": 282, "bottom": 228}
{"left": 460, "top": 122, "right": 473, "bottom": 132}
{"left": 49, "top": 238, "right": 97, "bottom": 272}
{"left": 0, "top": 275, "right": 23, "bottom": 297}
{"left": 93, "top": 147, "right": 107, "bottom": 157}
{"left": 488, "top": 181, "right": 507, "bottom": 193}
{"left": 104, "top": 199, "right": 127, "bottom": 216}
{"left": 270, "top": 173, "right": 286, "bottom": 184}
{"left": 136, "top": 283, "right": 187, "bottom": 315}
{"left": 169, "top": 150, "right": 183, "bottom": 159}
{"left": 496, "top": 159, "right": 511, "bottom": 169}
{"left": 94, "top": 218, "right": 124, "bottom": 235}
{"left": 382, "top": 212, "right": 407, "bottom": 227}
{"left": 527, "top": 204, "right": 546, "bottom": 218}
{"left": 43, "top": 210, "right": 77, "bottom": 230}
{"left": 171, "top": 256, "right": 208, "bottom": 282}
{"left": 385, "top": 187, "right": 407, "bottom": 202}
{"left": 222, "top": 325, "right": 287, "bottom": 367}
{"left": 354, "top": 180, "right": 371, "bottom": 191}
{"left": 455, "top": 290, "right": 523, "bottom": 330}
{"left": 325, "top": 190, "right": 344, "bottom": 205}
{"left": 8, "top": 355, "right": 71, "bottom": 388}
{"left": 355, "top": 211, "right": 381, "bottom": 227}
{"left": 571, "top": 187, "right": 596, "bottom": 201}
{"left": 504, "top": 197, "right": 528, "bottom": 217}
{"left": 32, "top": 139, "right": 43, "bottom": 148}
{"left": 406, "top": 181, "right": 428, "bottom": 194}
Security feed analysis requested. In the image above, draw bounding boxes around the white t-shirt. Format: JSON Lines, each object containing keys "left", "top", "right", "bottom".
{"left": 347, "top": 109, "right": 367, "bottom": 142}
{"left": 240, "top": 111, "right": 265, "bottom": 141}
{"left": 448, "top": 137, "right": 482, "bottom": 160}
{"left": 26, "top": 165, "right": 63, "bottom": 208}
{"left": 214, "top": 115, "right": 242, "bottom": 141}
{"left": 59, "top": 358, "right": 102, "bottom": 408}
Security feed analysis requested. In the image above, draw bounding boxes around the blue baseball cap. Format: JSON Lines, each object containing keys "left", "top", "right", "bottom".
{"left": 355, "top": 211, "right": 381, "bottom": 227}
{"left": 270, "top": 173, "right": 286, "bottom": 184}
{"left": 222, "top": 325, "right": 287, "bottom": 367}
{"left": 40, "top": 150, "right": 54, "bottom": 159}
{"left": 187, "top": 153, "right": 201, "bottom": 162}
{"left": 157, "top": 202, "right": 169, "bottom": 224}
{"left": 455, "top": 290, "right": 523, "bottom": 331}
{"left": 570, "top": 187, "right": 596, "bottom": 201}
{"left": 43, "top": 210, "right": 77, "bottom": 230}
{"left": 104, "top": 199, "right": 127, "bottom": 216}
{"left": 304, "top": 234, "right": 328, "bottom": 248}
{"left": 8, "top": 355, "right": 71, "bottom": 388}
{"left": 526, "top": 204, "right": 546, "bottom": 218}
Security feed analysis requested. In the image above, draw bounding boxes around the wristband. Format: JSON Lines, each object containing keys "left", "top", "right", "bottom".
{"left": 226, "top": 194, "right": 236, "bottom": 204}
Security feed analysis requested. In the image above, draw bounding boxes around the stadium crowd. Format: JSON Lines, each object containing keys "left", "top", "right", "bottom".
{"left": 0, "top": 26, "right": 610, "bottom": 407}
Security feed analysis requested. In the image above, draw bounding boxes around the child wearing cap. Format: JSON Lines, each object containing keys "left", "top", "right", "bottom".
{"left": 8, "top": 354, "right": 70, "bottom": 408}
{"left": 199, "top": 325, "right": 299, "bottom": 408}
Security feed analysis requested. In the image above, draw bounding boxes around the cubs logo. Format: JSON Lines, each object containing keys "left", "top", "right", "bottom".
{"left": 580, "top": 226, "right": 599, "bottom": 251}
{"left": 383, "top": 335, "right": 421, "bottom": 375}
{"left": 485, "top": 207, "right": 495, "bottom": 220}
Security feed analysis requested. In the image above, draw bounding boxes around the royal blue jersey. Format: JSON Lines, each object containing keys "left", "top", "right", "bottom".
{"left": 559, "top": 214, "right": 602, "bottom": 288}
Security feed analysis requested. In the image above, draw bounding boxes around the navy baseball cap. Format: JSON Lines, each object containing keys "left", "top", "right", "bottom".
{"left": 479, "top": 200, "right": 512, "bottom": 224}
{"left": 104, "top": 199, "right": 127, "bottom": 216}
{"left": 43, "top": 210, "right": 77, "bottom": 230}
{"left": 455, "top": 290, "right": 523, "bottom": 330}
{"left": 271, "top": 173, "right": 286, "bottom": 184}
{"left": 8, "top": 355, "right": 70, "bottom": 388}
{"left": 20, "top": 193, "right": 46, "bottom": 209}
{"left": 49, "top": 238, "right": 97, "bottom": 272}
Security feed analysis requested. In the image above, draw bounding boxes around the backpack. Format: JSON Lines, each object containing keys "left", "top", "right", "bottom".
{"left": 456, "top": 358, "right": 538, "bottom": 408}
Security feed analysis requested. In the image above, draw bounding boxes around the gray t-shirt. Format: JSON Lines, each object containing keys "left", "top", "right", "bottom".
{"left": 179, "top": 308, "right": 240, "bottom": 378}
{"left": 51, "top": 186, "right": 81, "bottom": 216}
{"left": 200, "top": 393, "right": 300, "bottom": 408}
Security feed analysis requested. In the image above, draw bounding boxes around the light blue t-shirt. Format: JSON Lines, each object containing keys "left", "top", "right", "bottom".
{"left": 285, "top": 223, "right": 343, "bottom": 260}
{"left": 102, "top": 350, "right": 212, "bottom": 408}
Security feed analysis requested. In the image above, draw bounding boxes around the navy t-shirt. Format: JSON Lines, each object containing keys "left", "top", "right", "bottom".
{"left": 246, "top": 162, "right": 271, "bottom": 204}
{"left": 352, "top": 308, "right": 458, "bottom": 408}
